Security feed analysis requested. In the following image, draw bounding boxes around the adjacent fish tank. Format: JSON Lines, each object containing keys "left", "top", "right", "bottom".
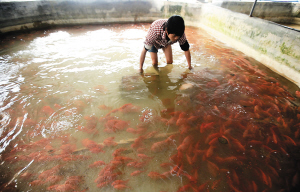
{"left": 0, "top": 23, "right": 300, "bottom": 192}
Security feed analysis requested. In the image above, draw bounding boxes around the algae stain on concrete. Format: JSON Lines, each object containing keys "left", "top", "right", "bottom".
{"left": 258, "top": 47, "right": 267, "bottom": 54}
{"left": 280, "top": 42, "right": 300, "bottom": 60}
{"left": 280, "top": 42, "right": 292, "bottom": 55}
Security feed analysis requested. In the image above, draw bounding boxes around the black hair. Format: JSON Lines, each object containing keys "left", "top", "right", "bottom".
{"left": 165, "top": 15, "right": 185, "bottom": 37}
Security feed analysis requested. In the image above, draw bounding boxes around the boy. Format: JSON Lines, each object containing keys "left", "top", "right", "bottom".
{"left": 139, "top": 15, "right": 192, "bottom": 73}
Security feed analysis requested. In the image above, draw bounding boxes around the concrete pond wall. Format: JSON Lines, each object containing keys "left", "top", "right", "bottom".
{"left": 0, "top": 0, "right": 299, "bottom": 87}
{"left": 0, "top": 0, "right": 163, "bottom": 34}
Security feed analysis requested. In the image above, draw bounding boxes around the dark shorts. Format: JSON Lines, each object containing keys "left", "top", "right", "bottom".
{"left": 147, "top": 45, "right": 158, "bottom": 53}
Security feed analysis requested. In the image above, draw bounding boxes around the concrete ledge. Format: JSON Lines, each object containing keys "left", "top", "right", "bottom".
{"left": 164, "top": 2, "right": 300, "bottom": 87}
{"left": 0, "top": 0, "right": 163, "bottom": 34}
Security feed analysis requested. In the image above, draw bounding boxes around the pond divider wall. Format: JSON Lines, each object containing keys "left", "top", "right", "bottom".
{"left": 0, "top": 0, "right": 299, "bottom": 87}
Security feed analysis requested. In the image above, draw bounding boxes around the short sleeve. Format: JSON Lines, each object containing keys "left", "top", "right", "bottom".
{"left": 144, "top": 26, "right": 157, "bottom": 50}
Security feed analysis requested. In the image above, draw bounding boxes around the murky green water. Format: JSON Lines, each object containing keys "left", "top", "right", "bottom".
{"left": 0, "top": 24, "right": 299, "bottom": 192}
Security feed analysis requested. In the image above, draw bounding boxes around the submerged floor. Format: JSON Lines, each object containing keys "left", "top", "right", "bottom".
{"left": 0, "top": 24, "right": 300, "bottom": 192}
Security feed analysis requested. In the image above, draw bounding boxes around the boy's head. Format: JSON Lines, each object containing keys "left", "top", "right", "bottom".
{"left": 165, "top": 15, "right": 185, "bottom": 37}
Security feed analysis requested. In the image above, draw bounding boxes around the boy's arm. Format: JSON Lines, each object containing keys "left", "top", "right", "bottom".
{"left": 184, "top": 49, "right": 192, "bottom": 70}
{"left": 139, "top": 47, "right": 147, "bottom": 73}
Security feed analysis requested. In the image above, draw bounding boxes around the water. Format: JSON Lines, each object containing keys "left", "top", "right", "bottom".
{"left": 0, "top": 23, "right": 299, "bottom": 192}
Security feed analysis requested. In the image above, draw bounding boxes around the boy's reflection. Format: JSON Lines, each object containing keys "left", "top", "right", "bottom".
{"left": 141, "top": 65, "right": 187, "bottom": 114}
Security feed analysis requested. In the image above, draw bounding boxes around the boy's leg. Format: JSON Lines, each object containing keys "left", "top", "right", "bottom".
{"left": 150, "top": 52, "right": 158, "bottom": 66}
{"left": 162, "top": 44, "right": 173, "bottom": 64}
{"left": 148, "top": 46, "right": 158, "bottom": 66}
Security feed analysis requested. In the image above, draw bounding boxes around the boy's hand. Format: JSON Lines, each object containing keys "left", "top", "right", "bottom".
{"left": 188, "top": 66, "right": 193, "bottom": 70}
{"left": 139, "top": 68, "right": 144, "bottom": 73}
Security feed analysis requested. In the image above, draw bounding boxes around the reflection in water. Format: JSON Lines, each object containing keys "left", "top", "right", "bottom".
{"left": 142, "top": 64, "right": 187, "bottom": 112}
{"left": 0, "top": 24, "right": 299, "bottom": 192}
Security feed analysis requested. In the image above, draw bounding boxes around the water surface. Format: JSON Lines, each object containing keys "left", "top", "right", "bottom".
{"left": 0, "top": 24, "right": 299, "bottom": 192}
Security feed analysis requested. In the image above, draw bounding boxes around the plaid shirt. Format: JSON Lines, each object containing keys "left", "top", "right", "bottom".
{"left": 144, "top": 19, "right": 188, "bottom": 51}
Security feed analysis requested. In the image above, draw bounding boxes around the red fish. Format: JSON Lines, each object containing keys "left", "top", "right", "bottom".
{"left": 94, "top": 85, "right": 107, "bottom": 92}
{"left": 29, "top": 180, "right": 44, "bottom": 186}
{"left": 41, "top": 106, "right": 55, "bottom": 116}
{"left": 130, "top": 170, "right": 146, "bottom": 176}
{"left": 132, "top": 152, "right": 150, "bottom": 160}
{"left": 200, "top": 122, "right": 215, "bottom": 133}
{"left": 131, "top": 136, "right": 145, "bottom": 149}
{"left": 98, "top": 104, "right": 112, "bottom": 110}
{"left": 207, "top": 160, "right": 219, "bottom": 177}
{"left": 119, "top": 103, "right": 140, "bottom": 113}
{"left": 113, "top": 184, "right": 131, "bottom": 190}
{"left": 111, "top": 179, "right": 129, "bottom": 186}
{"left": 139, "top": 109, "right": 152, "bottom": 122}
{"left": 89, "top": 147, "right": 105, "bottom": 154}
{"left": 198, "top": 181, "right": 209, "bottom": 192}
{"left": 103, "top": 137, "right": 118, "bottom": 147}
{"left": 60, "top": 144, "right": 76, "bottom": 154}
{"left": 160, "top": 162, "right": 174, "bottom": 168}
{"left": 38, "top": 165, "right": 61, "bottom": 180}
{"left": 44, "top": 175, "right": 63, "bottom": 185}
{"left": 47, "top": 184, "right": 76, "bottom": 191}
{"left": 126, "top": 128, "right": 138, "bottom": 134}
{"left": 82, "top": 138, "right": 99, "bottom": 149}
{"left": 89, "top": 160, "right": 106, "bottom": 168}
{"left": 176, "top": 117, "right": 187, "bottom": 127}
{"left": 177, "top": 135, "right": 193, "bottom": 153}
{"left": 77, "top": 125, "right": 99, "bottom": 134}
{"left": 114, "top": 156, "right": 133, "bottom": 162}
{"left": 151, "top": 140, "right": 169, "bottom": 153}
{"left": 148, "top": 171, "right": 167, "bottom": 180}
{"left": 96, "top": 181, "right": 110, "bottom": 188}
{"left": 146, "top": 131, "right": 158, "bottom": 138}
{"left": 112, "top": 148, "right": 127, "bottom": 157}
{"left": 177, "top": 184, "right": 191, "bottom": 192}
{"left": 211, "top": 178, "right": 221, "bottom": 190}
{"left": 65, "top": 176, "right": 84, "bottom": 186}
